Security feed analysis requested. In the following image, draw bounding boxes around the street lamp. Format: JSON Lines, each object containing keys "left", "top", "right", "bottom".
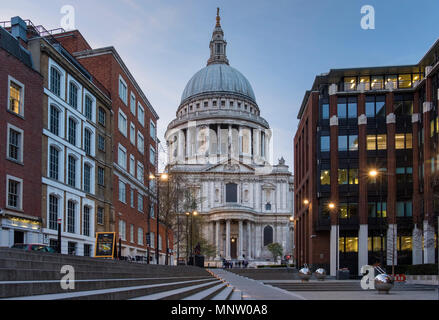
{"left": 149, "top": 172, "right": 169, "bottom": 265}
{"left": 185, "top": 210, "right": 198, "bottom": 265}
{"left": 303, "top": 199, "right": 309, "bottom": 205}
{"left": 368, "top": 169, "right": 385, "bottom": 268}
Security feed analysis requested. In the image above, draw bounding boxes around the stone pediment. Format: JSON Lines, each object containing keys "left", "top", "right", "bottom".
{"left": 203, "top": 159, "right": 255, "bottom": 173}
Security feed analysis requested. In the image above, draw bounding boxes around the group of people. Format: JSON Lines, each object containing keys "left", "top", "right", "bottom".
{"left": 222, "top": 258, "right": 249, "bottom": 269}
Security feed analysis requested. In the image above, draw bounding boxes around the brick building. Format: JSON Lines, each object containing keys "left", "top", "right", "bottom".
{"left": 53, "top": 31, "right": 173, "bottom": 263}
{"left": 295, "top": 39, "right": 439, "bottom": 276}
{"left": 0, "top": 18, "right": 43, "bottom": 246}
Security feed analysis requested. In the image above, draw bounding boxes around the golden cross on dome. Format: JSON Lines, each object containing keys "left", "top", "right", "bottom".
{"left": 216, "top": 7, "right": 221, "bottom": 26}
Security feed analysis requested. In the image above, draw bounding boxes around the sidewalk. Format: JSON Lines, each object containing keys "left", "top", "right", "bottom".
{"left": 208, "top": 269, "right": 306, "bottom": 300}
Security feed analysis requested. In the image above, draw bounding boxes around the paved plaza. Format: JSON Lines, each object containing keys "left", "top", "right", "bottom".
{"left": 209, "top": 269, "right": 439, "bottom": 300}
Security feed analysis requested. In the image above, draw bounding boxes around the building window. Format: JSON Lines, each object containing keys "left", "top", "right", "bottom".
{"left": 68, "top": 82, "right": 78, "bottom": 109}
{"left": 50, "top": 67, "right": 61, "bottom": 97}
{"left": 225, "top": 183, "right": 238, "bottom": 203}
{"left": 84, "top": 129, "right": 92, "bottom": 155}
{"left": 130, "top": 93, "right": 136, "bottom": 115}
{"left": 7, "top": 127, "right": 23, "bottom": 162}
{"left": 130, "top": 123, "right": 136, "bottom": 145}
{"left": 396, "top": 201, "right": 412, "bottom": 217}
{"left": 320, "top": 170, "right": 330, "bottom": 185}
{"left": 263, "top": 226, "right": 273, "bottom": 246}
{"left": 97, "top": 207, "right": 104, "bottom": 225}
{"left": 339, "top": 236, "right": 358, "bottom": 253}
{"left": 130, "top": 155, "right": 135, "bottom": 176}
{"left": 138, "top": 132, "right": 144, "bottom": 154}
{"left": 338, "top": 136, "right": 348, "bottom": 151}
{"left": 130, "top": 189, "right": 135, "bottom": 208}
{"left": 50, "top": 105, "right": 60, "bottom": 135}
{"left": 118, "top": 110, "right": 127, "bottom": 136}
{"left": 83, "top": 206, "right": 90, "bottom": 237}
{"left": 344, "top": 77, "right": 357, "bottom": 91}
{"left": 68, "top": 118, "right": 77, "bottom": 146}
{"left": 395, "top": 133, "right": 412, "bottom": 149}
{"left": 367, "top": 134, "right": 387, "bottom": 150}
{"left": 7, "top": 177, "right": 21, "bottom": 209}
{"left": 98, "top": 134, "right": 105, "bottom": 151}
{"left": 67, "top": 200, "right": 76, "bottom": 233}
{"left": 9, "top": 80, "right": 23, "bottom": 115}
{"left": 371, "top": 76, "right": 384, "bottom": 90}
{"left": 368, "top": 202, "right": 387, "bottom": 218}
{"left": 337, "top": 97, "right": 357, "bottom": 119}
{"left": 321, "top": 103, "right": 329, "bottom": 120}
{"left": 338, "top": 168, "right": 359, "bottom": 185}
{"left": 394, "top": 99, "right": 413, "bottom": 116}
{"left": 118, "top": 181, "right": 126, "bottom": 203}
{"left": 98, "top": 107, "right": 106, "bottom": 126}
{"left": 150, "top": 146, "right": 156, "bottom": 165}
{"left": 150, "top": 232, "right": 155, "bottom": 248}
{"left": 138, "top": 104, "right": 145, "bottom": 127}
{"left": 320, "top": 136, "right": 330, "bottom": 152}
{"left": 68, "top": 242, "right": 77, "bottom": 255}
{"left": 349, "top": 135, "right": 359, "bottom": 151}
{"left": 119, "top": 220, "right": 126, "bottom": 241}
{"left": 67, "top": 155, "right": 76, "bottom": 187}
{"left": 265, "top": 203, "right": 272, "bottom": 211}
{"left": 84, "top": 164, "right": 91, "bottom": 193}
{"left": 137, "top": 162, "right": 144, "bottom": 183}
{"left": 138, "top": 194, "right": 143, "bottom": 212}
{"left": 339, "top": 203, "right": 358, "bottom": 219}
{"left": 98, "top": 167, "right": 105, "bottom": 186}
{"left": 118, "top": 145, "right": 127, "bottom": 169}
{"left": 119, "top": 77, "right": 127, "bottom": 104}
{"left": 49, "top": 146, "right": 59, "bottom": 180}
{"left": 85, "top": 95, "right": 93, "bottom": 121}
{"left": 130, "top": 224, "right": 134, "bottom": 243}
{"left": 150, "top": 121, "right": 156, "bottom": 140}
{"left": 138, "top": 228, "right": 144, "bottom": 245}
{"left": 49, "top": 195, "right": 59, "bottom": 230}
{"left": 365, "top": 96, "right": 386, "bottom": 118}
{"left": 150, "top": 204, "right": 155, "bottom": 218}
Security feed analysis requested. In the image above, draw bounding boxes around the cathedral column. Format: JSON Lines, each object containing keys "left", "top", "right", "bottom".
{"left": 228, "top": 124, "right": 232, "bottom": 158}
{"left": 225, "top": 219, "right": 231, "bottom": 260}
{"left": 247, "top": 221, "right": 253, "bottom": 259}
{"left": 215, "top": 220, "right": 220, "bottom": 260}
{"left": 238, "top": 126, "right": 243, "bottom": 157}
{"left": 186, "top": 125, "right": 191, "bottom": 157}
{"left": 238, "top": 220, "right": 243, "bottom": 259}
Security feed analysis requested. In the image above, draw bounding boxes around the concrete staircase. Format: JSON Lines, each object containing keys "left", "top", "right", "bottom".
{"left": 0, "top": 248, "right": 243, "bottom": 300}
{"left": 227, "top": 268, "right": 302, "bottom": 280}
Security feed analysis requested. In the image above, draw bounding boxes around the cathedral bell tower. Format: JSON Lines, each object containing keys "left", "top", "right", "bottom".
{"left": 207, "top": 8, "right": 229, "bottom": 66}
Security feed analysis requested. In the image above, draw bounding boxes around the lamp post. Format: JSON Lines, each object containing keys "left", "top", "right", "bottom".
{"left": 185, "top": 210, "right": 198, "bottom": 265}
{"left": 369, "top": 169, "right": 385, "bottom": 267}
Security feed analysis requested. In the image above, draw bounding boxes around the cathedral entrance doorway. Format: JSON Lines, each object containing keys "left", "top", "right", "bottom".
{"left": 231, "top": 237, "right": 237, "bottom": 259}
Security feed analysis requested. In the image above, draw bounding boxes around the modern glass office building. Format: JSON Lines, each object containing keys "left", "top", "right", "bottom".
{"left": 294, "top": 40, "right": 439, "bottom": 276}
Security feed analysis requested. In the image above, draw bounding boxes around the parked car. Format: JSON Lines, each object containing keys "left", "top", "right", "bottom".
{"left": 11, "top": 243, "right": 57, "bottom": 253}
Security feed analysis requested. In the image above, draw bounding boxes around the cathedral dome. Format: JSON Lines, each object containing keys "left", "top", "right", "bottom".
{"left": 181, "top": 64, "right": 256, "bottom": 104}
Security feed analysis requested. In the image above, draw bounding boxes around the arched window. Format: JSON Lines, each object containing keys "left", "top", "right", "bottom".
{"left": 50, "top": 67, "right": 61, "bottom": 96}
{"left": 225, "top": 183, "right": 237, "bottom": 203}
{"left": 83, "top": 206, "right": 90, "bottom": 236}
{"left": 48, "top": 194, "right": 59, "bottom": 230}
{"left": 49, "top": 146, "right": 59, "bottom": 180}
{"left": 265, "top": 203, "right": 272, "bottom": 211}
{"left": 67, "top": 200, "right": 76, "bottom": 233}
{"left": 49, "top": 105, "right": 60, "bottom": 135}
{"left": 69, "top": 82, "right": 78, "bottom": 109}
{"left": 84, "top": 95, "right": 93, "bottom": 120}
{"left": 263, "top": 225, "right": 273, "bottom": 246}
{"left": 84, "top": 163, "right": 91, "bottom": 193}
{"left": 68, "top": 117, "right": 77, "bottom": 145}
{"left": 67, "top": 155, "right": 76, "bottom": 187}
{"left": 84, "top": 128, "right": 92, "bottom": 155}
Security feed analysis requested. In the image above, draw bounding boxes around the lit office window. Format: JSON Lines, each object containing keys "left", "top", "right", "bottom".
{"left": 320, "top": 170, "right": 330, "bottom": 185}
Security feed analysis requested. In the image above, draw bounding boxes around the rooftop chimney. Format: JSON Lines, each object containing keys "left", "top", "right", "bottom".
{"left": 11, "top": 16, "right": 27, "bottom": 43}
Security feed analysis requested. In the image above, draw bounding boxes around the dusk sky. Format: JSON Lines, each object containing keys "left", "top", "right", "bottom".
{"left": 2, "top": 0, "right": 439, "bottom": 171}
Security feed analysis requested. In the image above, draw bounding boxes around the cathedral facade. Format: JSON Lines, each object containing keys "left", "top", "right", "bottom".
{"left": 165, "top": 11, "right": 294, "bottom": 265}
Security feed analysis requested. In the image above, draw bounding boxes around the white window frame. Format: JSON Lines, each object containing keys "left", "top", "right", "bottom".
{"left": 83, "top": 161, "right": 95, "bottom": 195}
{"left": 150, "top": 120, "right": 156, "bottom": 141}
{"left": 138, "top": 227, "right": 144, "bottom": 245}
{"left": 138, "top": 193, "right": 143, "bottom": 212}
{"left": 48, "top": 59, "right": 66, "bottom": 100}
{"left": 130, "top": 92, "right": 136, "bottom": 115}
{"left": 118, "top": 144, "right": 127, "bottom": 170}
{"left": 6, "top": 123, "right": 24, "bottom": 164}
{"left": 130, "top": 224, "right": 134, "bottom": 243}
{"left": 137, "top": 131, "right": 144, "bottom": 154}
{"left": 118, "top": 181, "right": 126, "bottom": 203}
{"left": 137, "top": 161, "right": 144, "bottom": 183}
{"left": 7, "top": 75, "right": 25, "bottom": 117}
{"left": 129, "top": 154, "right": 135, "bottom": 176}
{"left": 118, "top": 109, "right": 128, "bottom": 137}
{"left": 150, "top": 145, "right": 156, "bottom": 165}
{"left": 83, "top": 90, "right": 96, "bottom": 123}
{"left": 119, "top": 75, "right": 128, "bottom": 105}
{"left": 119, "top": 220, "right": 126, "bottom": 240}
{"left": 138, "top": 103, "right": 145, "bottom": 127}
{"left": 6, "top": 175, "right": 23, "bottom": 210}
{"left": 67, "top": 75, "right": 83, "bottom": 112}
{"left": 130, "top": 123, "right": 136, "bottom": 145}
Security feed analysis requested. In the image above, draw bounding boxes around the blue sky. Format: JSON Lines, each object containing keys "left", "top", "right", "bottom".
{"left": 3, "top": 0, "right": 439, "bottom": 171}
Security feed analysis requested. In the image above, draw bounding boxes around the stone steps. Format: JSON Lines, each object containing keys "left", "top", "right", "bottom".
{"left": 0, "top": 248, "right": 242, "bottom": 300}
